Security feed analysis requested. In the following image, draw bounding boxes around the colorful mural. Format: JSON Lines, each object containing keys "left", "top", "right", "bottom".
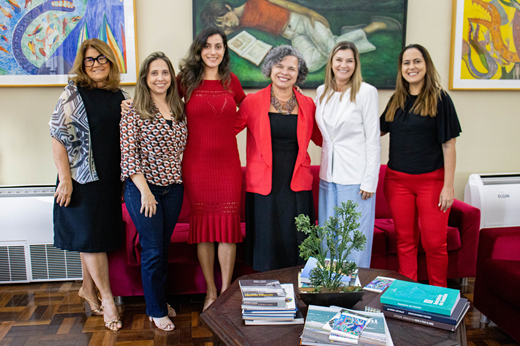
{"left": 0, "top": 0, "right": 137, "bottom": 86}
{"left": 450, "top": 0, "right": 520, "bottom": 89}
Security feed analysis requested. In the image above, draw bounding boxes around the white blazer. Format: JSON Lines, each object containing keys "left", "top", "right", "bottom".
{"left": 315, "top": 82, "right": 381, "bottom": 193}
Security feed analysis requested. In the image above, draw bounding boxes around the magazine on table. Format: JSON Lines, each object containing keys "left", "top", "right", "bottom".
{"left": 363, "top": 277, "right": 396, "bottom": 293}
{"left": 301, "top": 305, "right": 393, "bottom": 346}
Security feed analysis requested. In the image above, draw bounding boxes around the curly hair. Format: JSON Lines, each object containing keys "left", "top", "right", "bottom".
{"left": 178, "top": 27, "right": 231, "bottom": 102}
{"left": 70, "top": 38, "right": 120, "bottom": 91}
{"left": 261, "top": 45, "right": 308, "bottom": 85}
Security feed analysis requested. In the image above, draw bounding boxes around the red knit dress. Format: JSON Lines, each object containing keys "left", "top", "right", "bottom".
{"left": 181, "top": 73, "right": 246, "bottom": 244}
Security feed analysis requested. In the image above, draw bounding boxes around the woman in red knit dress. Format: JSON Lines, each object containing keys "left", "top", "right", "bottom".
{"left": 178, "top": 27, "right": 246, "bottom": 311}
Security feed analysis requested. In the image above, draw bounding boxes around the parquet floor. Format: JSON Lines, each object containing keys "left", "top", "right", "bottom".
{"left": 0, "top": 278, "right": 517, "bottom": 346}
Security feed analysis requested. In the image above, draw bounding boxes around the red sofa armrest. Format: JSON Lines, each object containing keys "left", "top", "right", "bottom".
{"left": 122, "top": 203, "right": 139, "bottom": 265}
{"left": 477, "top": 227, "right": 520, "bottom": 270}
{"left": 447, "top": 199, "right": 481, "bottom": 277}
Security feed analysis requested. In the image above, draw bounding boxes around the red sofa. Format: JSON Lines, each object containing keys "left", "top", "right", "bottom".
{"left": 108, "top": 165, "right": 480, "bottom": 296}
{"left": 473, "top": 227, "right": 520, "bottom": 343}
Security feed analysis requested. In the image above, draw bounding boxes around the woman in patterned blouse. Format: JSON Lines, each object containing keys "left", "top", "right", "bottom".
{"left": 120, "top": 52, "right": 187, "bottom": 332}
{"left": 50, "top": 38, "right": 129, "bottom": 332}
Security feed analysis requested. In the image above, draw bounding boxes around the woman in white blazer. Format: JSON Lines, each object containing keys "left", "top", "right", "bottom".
{"left": 315, "top": 41, "right": 380, "bottom": 268}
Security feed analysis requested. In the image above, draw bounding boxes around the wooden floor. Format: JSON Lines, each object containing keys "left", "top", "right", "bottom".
{"left": 0, "top": 278, "right": 517, "bottom": 346}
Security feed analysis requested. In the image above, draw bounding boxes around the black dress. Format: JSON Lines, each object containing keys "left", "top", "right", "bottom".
{"left": 245, "top": 112, "right": 316, "bottom": 272}
{"left": 53, "top": 86, "right": 125, "bottom": 253}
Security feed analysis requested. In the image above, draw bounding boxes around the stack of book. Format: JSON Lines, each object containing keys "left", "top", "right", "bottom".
{"left": 240, "top": 280, "right": 304, "bottom": 325}
{"left": 301, "top": 305, "right": 393, "bottom": 346}
{"left": 299, "top": 257, "right": 360, "bottom": 291}
{"left": 377, "top": 280, "right": 470, "bottom": 331}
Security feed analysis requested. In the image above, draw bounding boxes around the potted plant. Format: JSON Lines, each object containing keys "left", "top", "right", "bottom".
{"left": 295, "top": 200, "right": 366, "bottom": 307}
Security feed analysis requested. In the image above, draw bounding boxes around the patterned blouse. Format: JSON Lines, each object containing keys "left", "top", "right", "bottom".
{"left": 49, "top": 80, "right": 130, "bottom": 184}
{"left": 120, "top": 109, "right": 188, "bottom": 186}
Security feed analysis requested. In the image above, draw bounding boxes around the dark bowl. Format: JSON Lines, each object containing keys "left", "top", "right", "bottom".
{"left": 298, "top": 290, "right": 365, "bottom": 308}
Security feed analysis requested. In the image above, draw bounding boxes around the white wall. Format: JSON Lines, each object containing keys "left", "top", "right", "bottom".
{"left": 0, "top": 0, "right": 519, "bottom": 201}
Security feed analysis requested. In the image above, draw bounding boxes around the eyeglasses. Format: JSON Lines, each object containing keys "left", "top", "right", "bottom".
{"left": 83, "top": 54, "right": 108, "bottom": 67}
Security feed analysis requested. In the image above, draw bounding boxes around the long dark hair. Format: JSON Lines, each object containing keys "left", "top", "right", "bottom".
{"left": 178, "top": 27, "right": 231, "bottom": 102}
{"left": 134, "top": 52, "right": 185, "bottom": 122}
{"left": 385, "top": 44, "right": 442, "bottom": 121}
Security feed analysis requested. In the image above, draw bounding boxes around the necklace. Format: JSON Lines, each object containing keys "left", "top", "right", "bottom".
{"left": 270, "top": 88, "right": 297, "bottom": 115}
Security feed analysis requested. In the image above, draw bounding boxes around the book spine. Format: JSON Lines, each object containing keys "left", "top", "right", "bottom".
{"left": 382, "top": 311, "right": 455, "bottom": 331}
{"left": 241, "top": 301, "right": 284, "bottom": 307}
{"left": 379, "top": 296, "right": 451, "bottom": 316}
{"left": 383, "top": 305, "right": 456, "bottom": 325}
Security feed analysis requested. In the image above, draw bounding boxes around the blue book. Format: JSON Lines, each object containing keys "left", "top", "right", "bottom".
{"left": 383, "top": 298, "right": 469, "bottom": 325}
{"left": 380, "top": 280, "right": 460, "bottom": 316}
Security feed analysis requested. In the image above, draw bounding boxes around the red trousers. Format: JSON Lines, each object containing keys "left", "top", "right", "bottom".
{"left": 384, "top": 167, "right": 450, "bottom": 287}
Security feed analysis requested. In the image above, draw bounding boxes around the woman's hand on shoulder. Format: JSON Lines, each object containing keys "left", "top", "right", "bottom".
{"left": 438, "top": 185, "right": 454, "bottom": 212}
{"left": 121, "top": 99, "right": 134, "bottom": 116}
{"left": 359, "top": 189, "right": 374, "bottom": 200}
{"left": 140, "top": 190, "right": 158, "bottom": 218}
{"left": 54, "top": 178, "right": 73, "bottom": 207}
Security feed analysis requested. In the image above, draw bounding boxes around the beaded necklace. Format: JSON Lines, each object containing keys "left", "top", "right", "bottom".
{"left": 270, "top": 88, "right": 297, "bottom": 115}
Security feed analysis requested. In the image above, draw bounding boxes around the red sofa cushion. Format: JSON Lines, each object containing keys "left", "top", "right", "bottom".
{"left": 483, "top": 259, "right": 520, "bottom": 310}
{"left": 374, "top": 218, "right": 462, "bottom": 254}
{"left": 371, "top": 227, "right": 387, "bottom": 255}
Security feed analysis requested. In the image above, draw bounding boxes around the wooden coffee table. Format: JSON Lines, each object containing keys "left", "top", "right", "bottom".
{"left": 200, "top": 266, "right": 467, "bottom": 346}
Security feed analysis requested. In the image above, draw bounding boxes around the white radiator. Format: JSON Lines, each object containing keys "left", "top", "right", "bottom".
{"left": 464, "top": 173, "right": 520, "bottom": 229}
{"left": 0, "top": 185, "right": 82, "bottom": 283}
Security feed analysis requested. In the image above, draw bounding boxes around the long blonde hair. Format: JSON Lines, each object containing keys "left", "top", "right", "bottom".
{"left": 385, "top": 44, "right": 441, "bottom": 121}
{"left": 134, "top": 52, "right": 185, "bottom": 122}
{"left": 70, "top": 38, "right": 120, "bottom": 92}
{"left": 319, "top": 41, "right": 362, "bottom": 105}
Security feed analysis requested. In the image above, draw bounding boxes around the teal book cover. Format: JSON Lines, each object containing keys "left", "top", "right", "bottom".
{"left": 380, "top": 280, "right": 460, "bottom": 316}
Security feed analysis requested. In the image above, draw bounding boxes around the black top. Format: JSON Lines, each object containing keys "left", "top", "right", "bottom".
{"left": 380, "top": 91, "right": 461, "bottom": 174}
{"left": 79, "top": 86, "right": 125, "bottom": 182}
{"left": 53, "top": 86, "right": 125, "bottom": 253}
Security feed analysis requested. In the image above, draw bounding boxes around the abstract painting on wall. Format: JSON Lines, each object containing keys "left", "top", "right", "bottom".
{"left": 0, "top": 0, "right": 137, "bottom": 86}
{"left": 450, "top": 0, "right": 520, "bottom": 90}
{"left": 193, "top": 0, "right": 408, "bottom": 89}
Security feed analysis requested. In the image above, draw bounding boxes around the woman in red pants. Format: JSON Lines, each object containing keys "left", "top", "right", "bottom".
{"left": 380, "top": 44, "right": 461, "bottom": 287}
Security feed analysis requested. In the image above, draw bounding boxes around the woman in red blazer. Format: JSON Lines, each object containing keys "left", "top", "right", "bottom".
{"left": 235, "top": 45, "right": 322, "bottom": 272}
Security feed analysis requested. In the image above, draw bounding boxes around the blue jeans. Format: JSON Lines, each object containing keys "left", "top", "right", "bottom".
{"left": 124, "top": 178, "right": 184, "bottom": 317}
{"left": 318, "top": 180, "right": 375, "bottom": 268}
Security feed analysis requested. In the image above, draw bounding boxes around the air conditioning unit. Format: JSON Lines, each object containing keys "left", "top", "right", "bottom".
{"left": 0, "top": 185, "right": 83, "bottom": 284}
{"left": 464, "top": 173, "right": 520, "bottom": 229}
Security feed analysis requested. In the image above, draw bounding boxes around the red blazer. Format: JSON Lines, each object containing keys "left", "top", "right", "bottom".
{"left": 235, "top": 84, "right": 322, "bottom": 195}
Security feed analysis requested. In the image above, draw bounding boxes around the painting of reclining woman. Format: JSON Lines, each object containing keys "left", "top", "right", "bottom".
{"left": 193, "top": 0, "right": 407, "bottom": 88}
